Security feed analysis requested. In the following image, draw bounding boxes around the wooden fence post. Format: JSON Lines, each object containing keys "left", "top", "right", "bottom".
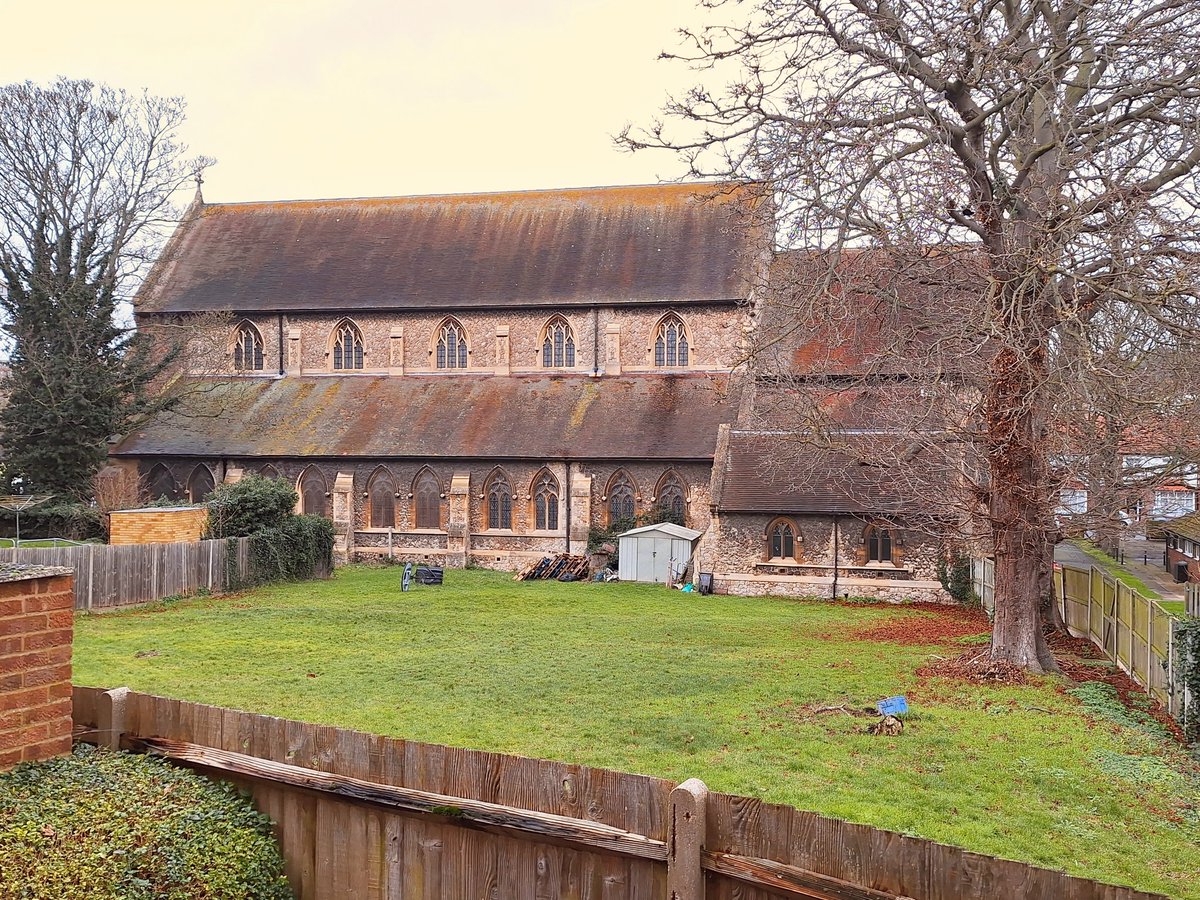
{"left": 97, "top": 686, "right": 129, "bottom": 751}
{"left": 668, "top": 777, "right": 708, "bottom": 900}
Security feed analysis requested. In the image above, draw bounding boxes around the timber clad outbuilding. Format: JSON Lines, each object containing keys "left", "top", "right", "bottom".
{"left": 117, "top": 181, "right": 953, "bottom": 599}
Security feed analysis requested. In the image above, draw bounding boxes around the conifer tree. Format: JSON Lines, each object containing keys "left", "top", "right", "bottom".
{"left": 0, "top": 78, "right": 211, "bottom": 498}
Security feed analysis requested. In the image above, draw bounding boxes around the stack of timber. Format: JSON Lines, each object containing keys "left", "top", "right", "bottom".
{"left": 514, "top": 553, "right": 590, "bottom": 581}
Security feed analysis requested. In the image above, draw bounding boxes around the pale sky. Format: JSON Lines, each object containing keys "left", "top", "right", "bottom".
{"left": 0, "top": 0, "right": 717, "bottom": 204}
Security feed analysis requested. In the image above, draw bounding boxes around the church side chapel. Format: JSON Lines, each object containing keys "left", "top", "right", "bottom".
{"left": 115, "top": 182, "right": 961, "bottom": 600}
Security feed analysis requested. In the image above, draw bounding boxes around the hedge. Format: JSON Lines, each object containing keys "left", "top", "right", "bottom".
{"left": 0, "top": 744, "right": 293, "bottom": 899}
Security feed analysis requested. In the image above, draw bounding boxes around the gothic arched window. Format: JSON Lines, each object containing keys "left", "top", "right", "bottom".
{"left": 606, "top": 471, "right": 637, "bottom": 526}
{"left": 331, "top": 320, "right": 364, "bottom": 370}
{"left": 655, "top": 471, "right": 687, "bottom": 523}
{"left": 436, "top": 318, "right": 469, "bottom": 369}
{"left": 654, "top": 314, "right": 689, "bottom": 367}
{"left": 866, "top": 525, "right": 895, "bottom": 564}
{"left": 299, "top": 467, "right": 329, "bottom": 517}
{"left": 186, "top": 465, "right": 215, "bottom": 503}
{"left": 541, "top": 316, "right": 576, "bottom": 368}
{"left": 147, "top": 464, "right": 178, "bottom": 502}
{"left": 486, "top": 470, "right": 512, "bottom": 530}
{"left": 766, "top": 518, "right": 799, "bottom": 561}
{"left": 233, "top": 321, "right": 264, "bottom": 371}
{"left": 413, "top": 468, "right": 442, "bottom": 529}
{"left": 367, "top": 467, "right": 396, "bottom": 528}
{"left": 532, "top": 469, "right": 560, "bottom": 531}
{"left": 258, "top": 464, "right": 280, "bottom": 480}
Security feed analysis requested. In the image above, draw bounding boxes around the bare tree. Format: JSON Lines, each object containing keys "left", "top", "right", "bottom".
{"left": 621, "top": 0, "right": 1200, "bottom": 670}
{"left": 0, "top": 78, "right": 213, "bottom": 498}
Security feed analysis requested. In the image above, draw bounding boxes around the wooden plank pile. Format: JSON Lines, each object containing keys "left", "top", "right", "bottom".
{"left": 514, "top": 553, "right": 590, "bottom": 581}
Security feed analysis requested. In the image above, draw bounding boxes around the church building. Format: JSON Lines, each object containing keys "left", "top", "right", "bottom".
{"left": 115, "top": 182, "right": 953, "bottom": 600}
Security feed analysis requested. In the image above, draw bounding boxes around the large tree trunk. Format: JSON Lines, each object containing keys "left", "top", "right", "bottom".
{"left": 986, "top": 344, "right": 1057, "bottom": 672}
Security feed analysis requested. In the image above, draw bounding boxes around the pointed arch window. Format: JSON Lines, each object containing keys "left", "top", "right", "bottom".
{"left": 654, "top": 314, "right": 689, "bottom": 367}
{"left": 186, "top": 465, "right": 215, "bottom": 503}
{"left": 866, "top": 525, "right": 894, "bottom": 564}
{"left": 486, "top": 470, "right": 513, "bottom": 530}
{"left": 532, "top": 470, "right": 560, "bottom": 531}
{"left": 233, "top": 322, "right": 264, "bottom": 371}
{"left": 299, "top": 467, "right": 329, "bottom": 517}
{"left": 413, "top": 468, "right": 442, "bottom": 529}
{"left": 606, "top": 471, "right": 636, "bottom": 526}
{"left": 331, "top": 320, "right": 364, "bottom": 370}
{"left": 767, "top": 518, "right": 799, "bottom": 561}
{"left": 367, "top": 468, "right": 396, "bottom": 528}
{"left": 655, "top": 472, "right": 687, "bottom": 523}
{"left": 541, "top": 316, "right": 576, "bottom": 368}
{"left": 436, "top": 318, "right": 469, "bottom": 370}
{"left": 147, "top": 463, "right": 178, "bottom": 502}
{"left": 258, "top": 464, "right": 280, "bottom": 480}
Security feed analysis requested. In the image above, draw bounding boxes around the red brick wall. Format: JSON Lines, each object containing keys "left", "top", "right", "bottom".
{"left": 1165, "top": 546, "right": 1200, "bottom": 584}
{"left": 0, "top": 571, "right": 74, "bottom": 770}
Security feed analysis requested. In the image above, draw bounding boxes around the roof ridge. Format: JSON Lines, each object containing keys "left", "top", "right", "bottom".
{"left": 201, "top": 180, "right": 749, "bottom": 209}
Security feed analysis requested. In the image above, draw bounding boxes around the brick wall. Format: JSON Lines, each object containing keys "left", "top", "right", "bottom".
{"left": 109, "top": 506, "right": 209, "bottom": 545}
{"left": 0, "top": 566, "right": 74, "bottom": 771}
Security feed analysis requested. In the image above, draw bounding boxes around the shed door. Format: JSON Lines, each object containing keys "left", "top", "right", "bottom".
{"left": 637, "top": 538, "right": 657, "bottom": 582}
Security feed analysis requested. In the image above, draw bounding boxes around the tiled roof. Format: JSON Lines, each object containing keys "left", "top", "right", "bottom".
{"left": 758, "top": 249, "right": 988, "bottom": 377}
{"left": 112, "top": 374, "right": 740, "bottom": 461}
{"left": 1165, "top": 513, "right": 1200, "bottom": 542}
{"left": 715, "top": 429, "right": 948, "bottom": 515}
{"left": 138, "top": 183, "right": 760, "bottom": 315}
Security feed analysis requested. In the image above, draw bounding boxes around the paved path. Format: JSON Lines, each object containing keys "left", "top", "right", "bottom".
{"left": 1053, "top": 538, "right": 1184, "bottom": 601}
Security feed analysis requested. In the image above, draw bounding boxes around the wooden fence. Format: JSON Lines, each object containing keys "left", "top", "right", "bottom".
{"left": 0, "top": 538, "right": 257, "bottom": 611}
{"left": 73, "top": 687, "right": 1167, "bottom": 900}
{"left": 1056, "top": 563, "right": 1192, "bottom": 721}
{"left": 1187, "top": 583, "right": 1200, "bottom": 617}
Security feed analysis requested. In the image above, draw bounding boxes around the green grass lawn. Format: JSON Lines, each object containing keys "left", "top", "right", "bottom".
{"left": 74, "top": 566, "right": 1200, "bottom": 898}
{"left": 0, "top": 538, "right": 90, "bottom": 548}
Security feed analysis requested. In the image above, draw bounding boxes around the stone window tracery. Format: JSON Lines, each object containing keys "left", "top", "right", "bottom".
{"left": 654, "top": 314, "right": 689, "bottom": 367}
{"left": 436, "top": 318, "right": 469, "bottom": 369}
{"left": 299, "top": 467, "right": 329, "bottom": 517}
{"left": 486, "top": 470, "right": 513, "bottom": 530}
{"left": 532, "top": 469, "right": 560, "bottom": 531}
{"left": 541, "top": 316, "right": 576, "bottom": 368}
{"left": 233, "top": 321, "right": 264, "bottom": 371}
{"left": 331, "top": 320, "right": 364, "bottom": 370}
{"left": 413, "top": 468, "right": 441, "bottom": 529}
{"left": 605, "top": 471, "right": 637, "bottom": 526}
{"left": 367, "top": 467, "right": 396, "bottom": 528}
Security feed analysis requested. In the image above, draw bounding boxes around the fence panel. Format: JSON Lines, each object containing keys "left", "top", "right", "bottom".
{"left": 72, "top": 687, "right": 1170, "bottom": 900}
{"left": 0, "top": 538, "right": 252, "bottom": 610}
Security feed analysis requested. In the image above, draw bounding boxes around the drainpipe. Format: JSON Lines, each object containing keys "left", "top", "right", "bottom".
{"left": 592, "top": 307, "right": 600, "bottom": 376}
{"left": 832, "top": 515, "right": 840, "bottom": 600}
{"left": 277, "top": 314, "right": 285, "bottom": 375}
{"left": 563, "top": 458, "right": 572, "bottom": 554}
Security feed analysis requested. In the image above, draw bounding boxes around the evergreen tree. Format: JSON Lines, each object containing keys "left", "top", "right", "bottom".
{"left": 0, "top": 79, "right": 211, "bottom": 498}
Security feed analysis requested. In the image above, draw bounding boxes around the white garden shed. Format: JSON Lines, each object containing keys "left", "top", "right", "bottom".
{"left": 617, "top": 522, "right": 703, "bottom": 584}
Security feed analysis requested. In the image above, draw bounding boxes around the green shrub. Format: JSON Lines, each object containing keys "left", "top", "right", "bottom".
{"left": 937, "top": 554, "right": 976, "bottom": 605}
{"left": 230, "top": 515, "right": 335, "bottom": 588}
{"left": 206, "top": 475, "right": 298, "bottom": 539}
{"left": 0, "top": 744, "right": 293, "bottom": 899}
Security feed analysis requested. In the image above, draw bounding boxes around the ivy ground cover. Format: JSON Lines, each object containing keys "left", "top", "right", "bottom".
{"left": 73, "top": 566, "right": 1200, "bottom": 898}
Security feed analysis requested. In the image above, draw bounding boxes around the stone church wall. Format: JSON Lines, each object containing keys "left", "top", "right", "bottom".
{"left": 157, "top": 303, "right": 748, "bottom": 377}
{"left": 706, "top": 511, "right": 951, "bottom": 603}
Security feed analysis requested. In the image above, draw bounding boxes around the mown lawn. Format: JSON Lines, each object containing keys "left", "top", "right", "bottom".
{"left": 74, "top": 566, "right": 1200, "bottom": 898}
